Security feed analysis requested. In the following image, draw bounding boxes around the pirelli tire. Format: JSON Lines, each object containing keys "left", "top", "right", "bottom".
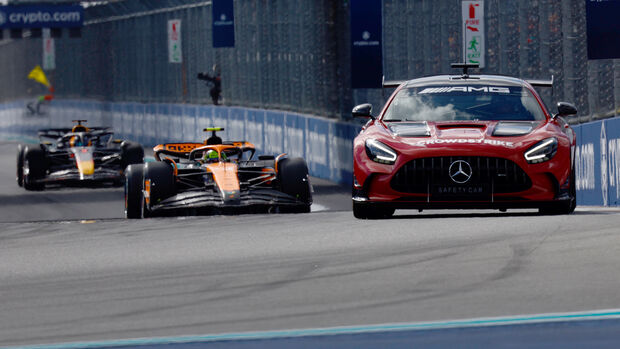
{"left": 142, "top": 161, "right": 176, "bottom": 218}
{"left": 16, "top": 144, "right": 25, "bottom": 187}
{"left": 125, "top": 164, "right": 144, "bottom": 219}
{"left": 353, "top": 202, "right": 395, "bottom": 219}
{"left": 277, "top": 157, "right": 312, "bottom": 213}
{"left": 22, "top": 145, "right": 47, "bottom": 191}
{"left": 120, "top": 141, "right": 145, "bottom": 169}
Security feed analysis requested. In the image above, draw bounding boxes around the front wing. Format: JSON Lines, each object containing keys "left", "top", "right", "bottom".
{"left": 150, "top": 188, "right": 307, "bottom": 212}
{"left": 36, "top": 167, "right": 123, "bottom": 185}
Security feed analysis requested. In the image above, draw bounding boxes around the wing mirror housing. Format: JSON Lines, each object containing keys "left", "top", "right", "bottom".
{"left": 352, "top": 103, "right": 375, "bottom": 120}
{"left": 556, "top": 102, "right": 577, "bottom": 118}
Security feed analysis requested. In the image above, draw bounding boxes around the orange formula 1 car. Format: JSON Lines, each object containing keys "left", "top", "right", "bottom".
{"left": 124, "top": 128, "right": 312, "bottom": 218}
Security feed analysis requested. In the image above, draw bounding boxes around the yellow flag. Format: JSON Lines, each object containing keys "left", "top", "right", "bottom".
{"left": 27, "top": 65, "right": 50, "bottom": 87}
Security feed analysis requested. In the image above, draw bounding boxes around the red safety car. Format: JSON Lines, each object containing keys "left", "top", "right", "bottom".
{"left": 352, "top": 63, "right": 577, "bottom": 218}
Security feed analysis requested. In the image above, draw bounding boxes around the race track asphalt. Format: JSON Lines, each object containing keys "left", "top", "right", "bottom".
{"left": 2, "top": 141, "right": 620, "bottom": 347}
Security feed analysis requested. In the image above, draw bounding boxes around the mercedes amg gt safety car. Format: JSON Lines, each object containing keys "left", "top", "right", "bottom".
{"left": 352, "top": 63, "right": 577, "bottom": 218}
{"left": 124, "top": 128, "right": 312, "bottom": 218}
{"left": 17, "top": 120, "right": 144, "bottom": 190}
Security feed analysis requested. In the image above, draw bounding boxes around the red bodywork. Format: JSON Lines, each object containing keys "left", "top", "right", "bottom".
{"left": 352, "top": 75, "right": 576, "bottom": 211}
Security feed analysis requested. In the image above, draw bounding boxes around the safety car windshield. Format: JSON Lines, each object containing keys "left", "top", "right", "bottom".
{"left": 382, "top": 85, "right": 546, "bottom": 122}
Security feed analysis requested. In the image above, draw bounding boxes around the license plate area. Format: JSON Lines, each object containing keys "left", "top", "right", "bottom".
{"left": 431, "top": 184, "right": 491, "bottom": 201}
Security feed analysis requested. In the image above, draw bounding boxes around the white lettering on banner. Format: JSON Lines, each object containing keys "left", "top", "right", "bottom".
{"left": 285, "top": 127, "right": 304, "bottom": 157}
{"left": 575, "top": 143, "right": 596, "bottom": 190}
{"left": 264, "top": 122, "right": 282, "bottom": 154}
{"left": 330, "top": 135, "right": 353, "bottom": 172}
{"left": 228, "top": 119, "right": 245, "bottom": 141}
{"left": 419, "top": 86, "right": 510, "bottom": 94}
{"left": 307, "top": 130, "right": 327, "bottom": 166}
{"left": 247, "top": 122, "right": 262, "bottom": 149}
{"left": 608, "top": 138, "right": 620, "bottom": 201}
{"left": 600, "top": 123, "right": 608, "bottom": 205}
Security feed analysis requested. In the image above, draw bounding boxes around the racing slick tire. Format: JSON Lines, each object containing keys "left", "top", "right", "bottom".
{"left": 121, "top": 141, "right": 145, "bottom": 169}
{"left": 353, "top": 202, "right": 395, "bottom": 219}
{"left": 142, "top": 161, "right": 176, "bottom": 217}
{"left": 277, "top": 157, "right": 311, "bottom": 213}
{"left": 16, "top": 144, "right": 25, "bottom": 187}
{"left": 125, "top": 164, "right": 144, "bottom": 219}
{"left": 22, "top": 145, "right": 47, "bottom": 191}
{"left": 539, "top": 168, "right": 577, "bottom": 215}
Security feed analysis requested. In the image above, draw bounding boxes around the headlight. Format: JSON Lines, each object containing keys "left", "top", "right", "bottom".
{"left": 365, "top": 139, "right": 397, "bottom": 165}
{"left": 524, "top": 137, "right": 558, "bottom": 164}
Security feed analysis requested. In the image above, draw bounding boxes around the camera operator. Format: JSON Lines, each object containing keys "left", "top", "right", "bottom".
{"left": 197, "top": 64, "right": 222, "bottom": 105}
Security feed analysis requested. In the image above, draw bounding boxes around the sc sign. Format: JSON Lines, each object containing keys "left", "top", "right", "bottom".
{"left": 0, "top": 5, "right": 83, "bottom": 29}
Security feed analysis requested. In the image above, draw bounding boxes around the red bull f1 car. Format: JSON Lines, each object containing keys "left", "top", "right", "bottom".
{"left": 352, "top": 63, "right": 577, "bottom": 218}
{"left": 17, "top": 120, "right": 144, "bottom": 190}
{"left": 124, "top": 128, "right": 312, "bottom": 218}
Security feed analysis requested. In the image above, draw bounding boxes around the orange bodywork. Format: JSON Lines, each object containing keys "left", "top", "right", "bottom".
{"left": 206, "top": 162, "right": 240, "bottom": 192}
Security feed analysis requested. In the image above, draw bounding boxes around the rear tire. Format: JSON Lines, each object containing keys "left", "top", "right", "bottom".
{"left": 16, "top": 144, "right": 25, "bottom": 187}
{"left": 121, "top": 141, "right": 144, "bottom": 169}
{"left": 143, "top": 161, "right": 176, "bottom": 217}
{"left": 277, "top": 157, "right": 312, "bottom": 213}
{"left": 22, "top": 145, "right": 46, "bottom": 191}
{"left": 125, "top": 164, "right": 144, "bottom": 219}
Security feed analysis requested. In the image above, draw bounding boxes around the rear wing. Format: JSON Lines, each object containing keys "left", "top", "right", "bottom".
{"left": 525, "top": 75, "right": 553, "bottom": 88}
{"left": 38, "top": 127, "right": 111, "bottom": 139}
{"left": 382, "top": 76, "right": 405, "bottom": 88}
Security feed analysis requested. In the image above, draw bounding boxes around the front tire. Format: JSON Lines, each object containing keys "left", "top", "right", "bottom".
{"left": 539, "top": 168, "right": 577, "bottom": 215}
{"left": 353, "top": 202, "right": 394, "bottom": 219}
{"left": 125, "top": 164, "right": 144, "bottom": 219}
{"left": 22, "top": 145, "right": 47, "bottom": 191}
{"left": 142, "top": 161, "right": 176, "bottom": 217}
{"left": 277, "top": 157, "right": 312, "bottom": 213}
{"left": 16, "top": 144, "right": 25, "bottom": 187}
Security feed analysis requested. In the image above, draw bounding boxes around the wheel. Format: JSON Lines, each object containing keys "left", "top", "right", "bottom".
{"left": 353, "top": 202, "right": 394, "bottom": 219}
{"left": 125, "top": 164, "right": 144, "bottom": 219}
{"left": 142, "top": 161, "right": 176, "bottom": 217}
{"left": 22, "top": 145, "right": 47, "bottom": 191}
{"left": 121, "top": 141, "right": 144, "bottom": 169}
{"left": 16, "top": 144, "right": 25, "bottom": 187}
{"left": 539, "top": 168, "right": 576, "bottom": 215}
{"left": 277, "top": 157, "right": 312, "bottom": 213}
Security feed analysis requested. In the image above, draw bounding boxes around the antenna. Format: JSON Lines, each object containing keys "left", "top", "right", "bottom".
{"left": 72, "top": 119, "right": 87, "bottom": 125}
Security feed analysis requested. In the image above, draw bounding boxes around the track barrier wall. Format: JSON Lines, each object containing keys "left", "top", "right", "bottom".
{"left": 1, "top": 99, "right": 619, "bottom": 206}
{"left": 0, "top": 100, "right": 360, "bottom": 187}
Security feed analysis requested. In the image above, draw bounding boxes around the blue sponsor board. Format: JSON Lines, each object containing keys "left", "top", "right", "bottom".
{"left": 0, "top": 5, "right": 83, "bottom": 29}
{"left": 306, "top": 118, "right": 330, "bottom": 178}
{"left": 350, "top": 0, "right": 383, "bottom": 88}
{"left": 603, "top": 118, "right": 620, "bottom": 206}
{"left": 585, "top": 0, "right": 620, "bottom": 59}
{"left": 212, "top": 0, "right": 235, "bottom": 48}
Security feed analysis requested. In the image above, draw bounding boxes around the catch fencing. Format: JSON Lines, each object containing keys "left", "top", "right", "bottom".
{"left": 0, "top": 0, "right": 619, "bottom": 121}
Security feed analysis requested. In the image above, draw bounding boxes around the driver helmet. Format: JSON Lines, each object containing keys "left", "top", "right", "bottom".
{"left": 203, "top": 149, "right": 219, "bottom": 163}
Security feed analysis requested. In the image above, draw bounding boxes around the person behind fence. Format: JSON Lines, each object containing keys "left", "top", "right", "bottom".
{"left": 197, "top": 65, "right": 222, "bottom": 105}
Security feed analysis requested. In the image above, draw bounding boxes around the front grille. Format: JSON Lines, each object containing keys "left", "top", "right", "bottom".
{"left": 391, "top": 156, "right": 532, "bottom": 196}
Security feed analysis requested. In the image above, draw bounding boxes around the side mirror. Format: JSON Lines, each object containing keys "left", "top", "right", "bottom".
{"left": 556, "top": 102, "right": 577, "bottom": 117}
{"left": 352, "top": 103, "right": 375, "bottom": 120}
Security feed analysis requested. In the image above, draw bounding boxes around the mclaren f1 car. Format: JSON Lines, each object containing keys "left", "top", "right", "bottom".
{"left": 124, "top": 128, "right": 312, "bottom": 218}
{"left": 17, "top": 120, "right": 144, "bottom": 190}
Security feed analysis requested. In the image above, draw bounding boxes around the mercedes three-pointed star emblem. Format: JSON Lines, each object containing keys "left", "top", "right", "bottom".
{"left": 448, "top": 160, "right": 473, "bottom": 184}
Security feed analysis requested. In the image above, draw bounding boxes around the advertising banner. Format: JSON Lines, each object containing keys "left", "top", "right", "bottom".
{"left": 212, "top": 0, "right": 235, "bottom": 48}
{"left": 462, "top": 0, "right": 485, "bottom": 68}
{"left": 0, "top": 5, "right": 82, "bottom": 29}
{"left": 168, "top": 19, "right": 182, "bottom": 63}
{"left": 43, "top": 29, "right": 55, "bottom": 70}
{"left": 350, "top": 0, "right": 382, "bottom": 89}
{"left": 585, "top": 0, "right": 620, "bottom": 59}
